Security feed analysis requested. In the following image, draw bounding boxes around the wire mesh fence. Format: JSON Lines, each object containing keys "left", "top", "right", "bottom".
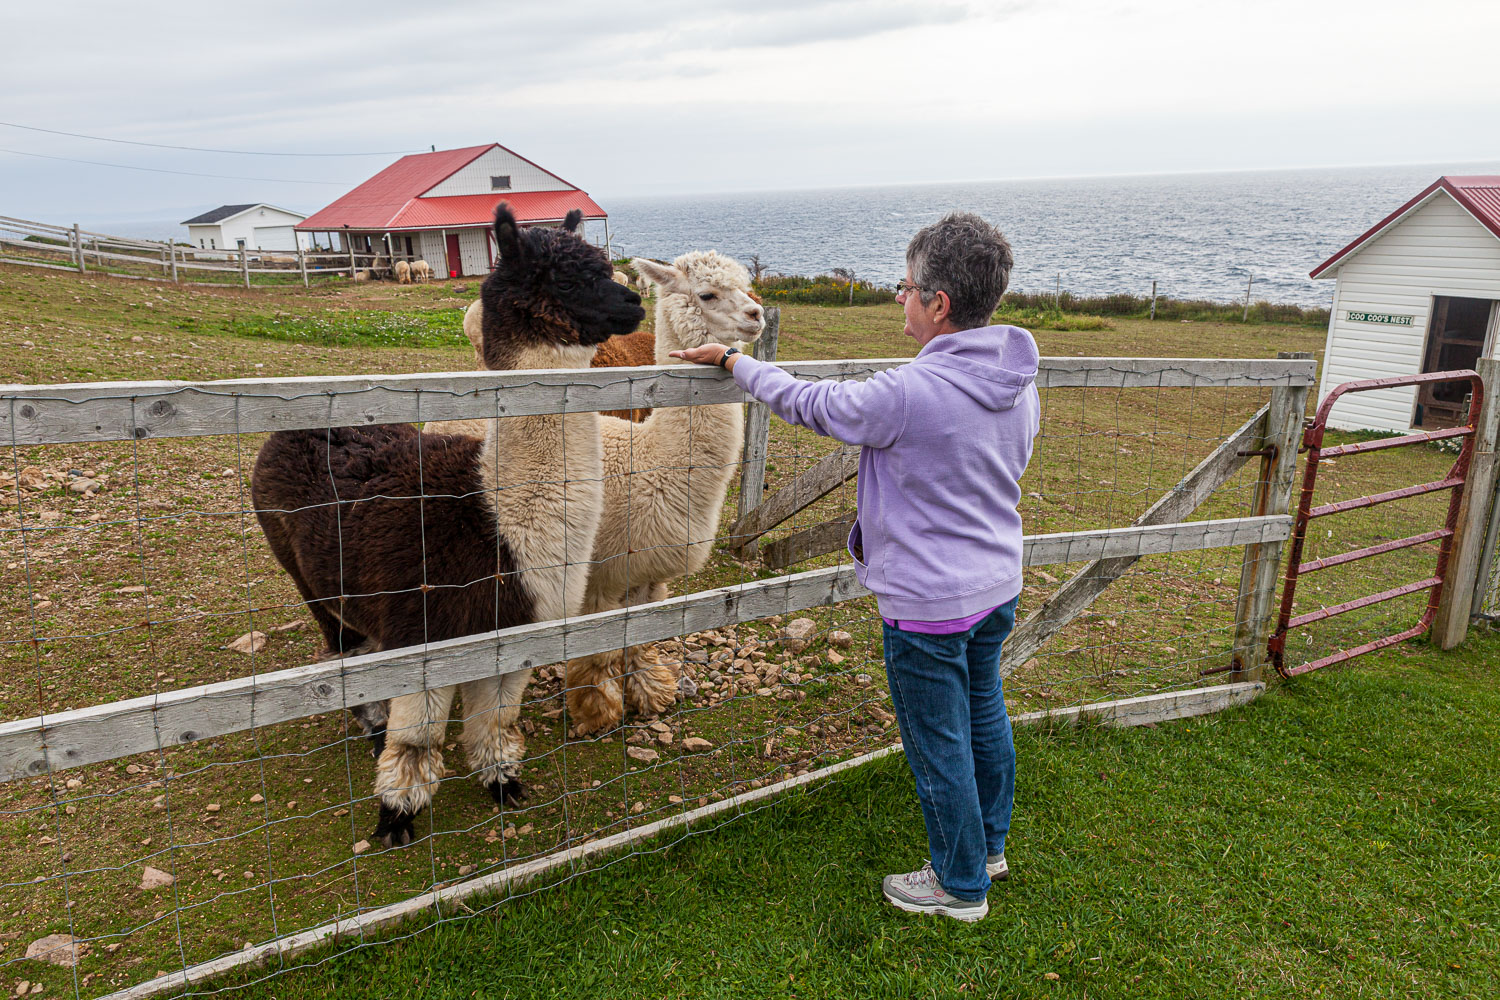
{"left": 2, "top": 355, "right": 1315, "bottom": 998}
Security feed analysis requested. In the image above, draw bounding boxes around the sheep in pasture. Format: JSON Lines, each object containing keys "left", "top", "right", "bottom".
{"left": 613, "top": 269, "right": 630, "bottom": 286}
{"left": 353, "top": 270, "right": 371, "bottom": 282}
{"left": 252, "top": 205, "right": 644, "bottom": 848}
{"left": 430, "top": 251, "right": 764, "bottom": 734}
{"left": 394, "top": 260, "right": 412, "bottom": 284}
{"left": 412, "top": 259, "right": 432, "bottom": 283}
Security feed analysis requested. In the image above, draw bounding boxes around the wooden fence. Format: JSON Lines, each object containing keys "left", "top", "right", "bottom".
{"left": 0, "top": 214, "right": 412, "bottom": 288}
{"left": 0, "top": 355, "right": 1317, "bottom": 781}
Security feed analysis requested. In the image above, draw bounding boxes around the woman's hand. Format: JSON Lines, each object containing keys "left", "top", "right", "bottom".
{"left": 669, "top": 344, "right": 735, "bottom": 369}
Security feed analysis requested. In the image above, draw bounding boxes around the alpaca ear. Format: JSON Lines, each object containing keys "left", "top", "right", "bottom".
{"left": 494, "top": 203, "right": 524, "bottom": 265}
{"left": 562, "top": 209, "right": 583, "bottom": 233}
{"left": 633, "top": 258, "right": 688, "bottom": 296}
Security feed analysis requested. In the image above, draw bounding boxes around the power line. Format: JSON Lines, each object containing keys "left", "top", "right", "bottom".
{"left": 0, "top": 120, "right": 419, "bottom": 157}
{"left": 0, "top": 147, "right": 353, "bottom": 185}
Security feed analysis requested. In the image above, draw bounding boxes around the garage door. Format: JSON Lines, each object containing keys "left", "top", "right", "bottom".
{"left": 253, "top": 226, "right": 297, "bottom": 251}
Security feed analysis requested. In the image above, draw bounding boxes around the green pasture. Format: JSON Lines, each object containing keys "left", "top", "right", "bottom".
{"left": 0, "top": 264, "right": 1490, "bottom": 999}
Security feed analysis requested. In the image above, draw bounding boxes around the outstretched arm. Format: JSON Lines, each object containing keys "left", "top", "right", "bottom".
{"left": 670, "top": 343, "right": 906, "bottom": 448}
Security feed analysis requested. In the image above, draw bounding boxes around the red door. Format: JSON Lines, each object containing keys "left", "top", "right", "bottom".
{"left": 445, "top": 234, "right": 463, "bottom": 278}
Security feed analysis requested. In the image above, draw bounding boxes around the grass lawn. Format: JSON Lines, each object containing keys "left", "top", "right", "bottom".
{"left": 0, "top": 264, "right": 1485, "bottom": 998}
{"left": 208, "top": 634, "right": 1500, "bottom": 1000}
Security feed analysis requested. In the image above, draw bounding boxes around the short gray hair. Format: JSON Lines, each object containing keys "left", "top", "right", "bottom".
{"left": 906, "top": 212, "right": 1014, "bottom": 330}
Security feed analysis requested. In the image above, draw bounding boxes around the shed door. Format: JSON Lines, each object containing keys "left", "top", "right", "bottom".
{"left": 1415, "top": 296, "right": 1494, "bottom": 429}
{"left": 445, "top": 234, "right": 463, "bottom": 278}
{"left": 252, "top": 226, "right": 297, "bottom": 251}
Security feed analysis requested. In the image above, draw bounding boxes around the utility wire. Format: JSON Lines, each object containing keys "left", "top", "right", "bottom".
{"left": 0, "top": 148, "right": 352, "bottom": 185}
{"left": 0, "top": 121, "right": 419, "bottom": 157}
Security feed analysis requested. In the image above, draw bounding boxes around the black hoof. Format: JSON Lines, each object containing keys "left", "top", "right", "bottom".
{"left": 367, "top": 726, "right": 387, "bottom": 760}
{"left": 487, "top": 778, "right": 525, "bottom": 808}
{"left": 373, "top": 803, "right": 418, "bottom": 848}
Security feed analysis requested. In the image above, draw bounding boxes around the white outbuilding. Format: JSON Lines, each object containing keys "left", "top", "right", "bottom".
{"left": 180, "top": 203, "right": 310, "bottom": 253}
{"left": 1312, "top": 176, "right": 1500, "bottom": 432}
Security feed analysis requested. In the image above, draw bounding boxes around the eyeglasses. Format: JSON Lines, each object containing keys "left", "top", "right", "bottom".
{"left": 894, "top": 279, "right": 929, "bottom": 298}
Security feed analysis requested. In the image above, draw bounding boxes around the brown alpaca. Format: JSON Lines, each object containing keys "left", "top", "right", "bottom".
{"left": 252, "top": 206, "right": 644, "bottom": 848}
{"left": 592, "top": 329, "right": 658, "bottom": 422}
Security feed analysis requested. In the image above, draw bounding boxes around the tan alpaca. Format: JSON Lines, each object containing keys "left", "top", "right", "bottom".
{"left": 430, "top": 251, "right": 764, "bottom": 734}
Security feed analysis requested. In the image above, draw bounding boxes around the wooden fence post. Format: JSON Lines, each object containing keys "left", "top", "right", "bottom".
{"left": 349, "top": 245, "right": 358, "bottom": 279}
{"left": 1432, "top": 355, "right": 1500, "bottom": 648}
{"left": 735, "top": 306, "right": 780, "bottom": 553}
{"left": 168, "top": 242, "right": 178, "bottom": 283}
{"left": 240, "top": 247, "right": 250, "bottom": 288}
{"left": 297, "top": 246, "right": 309, "bottom": 288}
{"left": 72, "top": 224, "right": 84, "bottom": 273}
{"left": 160, "top": 245, "right": 169, "bottom": 276}
{"left": 1229, "top": 350, "right": 1313, "bottom": 682}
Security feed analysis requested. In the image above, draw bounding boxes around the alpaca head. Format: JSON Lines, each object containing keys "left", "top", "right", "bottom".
{"left": 479, "top": 205, "right": 644, "bottom": 368}
{"left": 633, "top": 252, "right": 765, "bottom": 352}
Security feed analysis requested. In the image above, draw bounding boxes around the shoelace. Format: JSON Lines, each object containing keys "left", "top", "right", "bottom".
{"left": 907, "top": 862, "right": 940, "bottom": 889}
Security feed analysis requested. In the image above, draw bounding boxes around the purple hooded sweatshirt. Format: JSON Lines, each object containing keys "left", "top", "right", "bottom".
{"left": 732, "top": 324, "right": 1040, "bottom": 622}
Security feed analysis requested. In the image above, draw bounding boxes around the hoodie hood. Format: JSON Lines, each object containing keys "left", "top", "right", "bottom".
{"left": 914, "top": 324, "right": 1039, "bottom": 412}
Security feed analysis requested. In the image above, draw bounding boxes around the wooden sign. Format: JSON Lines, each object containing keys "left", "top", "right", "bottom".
{"left": 1346, "top": 311, "right": 1415, "bottom": 326}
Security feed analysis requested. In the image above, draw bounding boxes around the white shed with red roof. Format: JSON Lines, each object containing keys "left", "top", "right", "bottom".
{"left": 297, "top": 143, "right": 608, "bottom": 279}
{"left": 1312, "top": 176, "right": 1500, "bottom": 432}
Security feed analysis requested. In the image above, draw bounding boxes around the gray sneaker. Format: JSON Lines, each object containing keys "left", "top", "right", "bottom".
{"left": 881, "top": 862, "right": 988, "bottom": 922}
{"left": 987, "top": 853, "right": 1009, "bottom": 881}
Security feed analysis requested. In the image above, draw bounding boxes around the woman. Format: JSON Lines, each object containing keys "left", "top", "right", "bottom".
{"left": 671, "top": 212, "right": 1039, "bottom": 922}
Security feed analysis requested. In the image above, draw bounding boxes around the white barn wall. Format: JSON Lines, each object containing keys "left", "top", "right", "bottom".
{"left": 186, "top": 225, "right": 223, "bottom": 250}
{"left": 1320, "top": 193, "right": 1500, "bottom": 432}
{"left": 422, "top": 147, "right": 575, "bottom": 198}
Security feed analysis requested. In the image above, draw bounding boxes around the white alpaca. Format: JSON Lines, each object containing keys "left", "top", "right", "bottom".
{"left": 395, "top": 260, "right": 412, "bottom": 284}
{"left": 429, "top": 251, "right": 764, "bottom": 733}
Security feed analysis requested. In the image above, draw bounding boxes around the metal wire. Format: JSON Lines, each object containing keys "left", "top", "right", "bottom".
{"left": 0, "top": 360, "right": 1321, "bottom": 999}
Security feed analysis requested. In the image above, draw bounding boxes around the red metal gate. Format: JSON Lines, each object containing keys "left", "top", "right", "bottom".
{"left": 1269, "top": 370, "right": 1483, "bottom": 678}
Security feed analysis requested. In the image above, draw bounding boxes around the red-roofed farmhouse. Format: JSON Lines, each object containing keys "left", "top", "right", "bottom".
{"left": 297, "top": 143, "right": 609, "bottom": 278}
{"left": 1312, "top": 176, "right": 1500, "bottom": 432}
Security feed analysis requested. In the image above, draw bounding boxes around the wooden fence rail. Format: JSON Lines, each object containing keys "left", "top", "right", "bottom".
{"left": 0, "top": 515, "right": 1291, "bottom": 781}
{"left": 0, "top": 353, "right": 1317, "bottom": 782}
{"left": 0, "top": 357, "right": 1315, "bottom": 446}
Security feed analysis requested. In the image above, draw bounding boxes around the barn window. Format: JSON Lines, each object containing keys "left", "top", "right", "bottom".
{"left": 490, "top": 175, "right": 511, "bottom": 190}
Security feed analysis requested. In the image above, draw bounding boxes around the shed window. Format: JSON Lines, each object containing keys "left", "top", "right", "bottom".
{"left": 490, "top": 175, "right": 511, "bottom": 190}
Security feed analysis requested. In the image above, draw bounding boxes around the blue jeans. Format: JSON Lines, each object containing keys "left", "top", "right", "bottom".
{"left": 881, "top": 597, "right": 1018, "bottom": 901}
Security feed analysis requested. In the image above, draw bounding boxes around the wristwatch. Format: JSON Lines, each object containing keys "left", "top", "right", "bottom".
{"left": 719, "top": 347, "right": 741, "bottom": 369}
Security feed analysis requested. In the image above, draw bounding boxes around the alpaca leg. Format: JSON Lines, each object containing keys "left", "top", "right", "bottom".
{"left": 459, "top": 669, "right": 532, "bottom": 807}
{"left": 563, "top": 590, "right": 627, "bottom": 735}
{"left": 372, "top": 685, "right": 454, "bottom": 848}
{"left": 621, "top": 583, "right": 678, "bottom": 718}
{"left": 350, "top": 698, "right": 390, "bottom": 759}
{"left": 564, "top": 649, "right": 626, "bottom": 736}
{"left": 313, "top": 638, "right": 387, "bottom": 757}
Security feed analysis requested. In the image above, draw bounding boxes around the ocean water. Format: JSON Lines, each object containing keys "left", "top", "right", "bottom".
{"left": 95, "top": 162, "right": 1500, "bottom": 308}
{"left": 602, "top": 163, "right": 1500, "bottom": 307}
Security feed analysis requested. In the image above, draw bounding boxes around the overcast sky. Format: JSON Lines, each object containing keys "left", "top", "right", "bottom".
{"left": 3, "top": 0, "right": 1497, "bottom": 222}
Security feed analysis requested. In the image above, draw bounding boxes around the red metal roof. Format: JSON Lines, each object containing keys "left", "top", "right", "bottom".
{"left": 387, "top": 191, "right": 606, "bottom": 230}
{"left": 1310, "top": 175, "right": 1500, "bottom": 278}
{"left": 296, "top": 143, "right": 605, "bottom": 232}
